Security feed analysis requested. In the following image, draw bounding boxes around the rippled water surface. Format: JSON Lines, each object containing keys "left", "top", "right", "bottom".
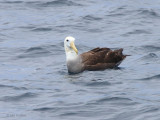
{"left": 1, "top": 0, "right": 160, "bottom": 120}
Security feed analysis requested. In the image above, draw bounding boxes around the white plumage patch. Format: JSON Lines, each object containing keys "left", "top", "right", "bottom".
{"left": 64, "top": 36, "right": 78, "bottom": 61}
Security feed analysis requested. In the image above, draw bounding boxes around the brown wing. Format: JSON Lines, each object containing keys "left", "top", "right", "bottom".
{"left": 80, "top": 47, "right": 127, "bottom": 71}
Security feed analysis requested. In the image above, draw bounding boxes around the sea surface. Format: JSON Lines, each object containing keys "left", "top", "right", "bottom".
{"left": 0, "top": 0, "right": 160, "bottom": 120}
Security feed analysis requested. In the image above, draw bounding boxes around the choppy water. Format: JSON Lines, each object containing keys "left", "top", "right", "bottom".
{"left": 0, "top": 0, "right": 160, "bottom": 120}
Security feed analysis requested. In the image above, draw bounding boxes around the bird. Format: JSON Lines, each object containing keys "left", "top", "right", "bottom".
{"left": 64, "top": 36, "right": 128, "bottom": 74}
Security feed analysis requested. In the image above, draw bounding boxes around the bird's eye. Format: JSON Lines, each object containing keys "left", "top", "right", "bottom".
{"left": 66, "top": 40, "right": 69, "bottom": 42}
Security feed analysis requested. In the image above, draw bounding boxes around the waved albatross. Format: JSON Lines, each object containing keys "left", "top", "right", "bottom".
{"left": 64, "top": 36, "right": 128, "bottom": 74}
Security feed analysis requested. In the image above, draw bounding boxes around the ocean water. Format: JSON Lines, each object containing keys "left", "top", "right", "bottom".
{"left": 0, "top": 0, "right": 160, "bottom": 120}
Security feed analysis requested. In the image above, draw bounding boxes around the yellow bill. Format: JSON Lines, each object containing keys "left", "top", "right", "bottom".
{"left": 70, "top": 41, "right": 78, "bottom": 54}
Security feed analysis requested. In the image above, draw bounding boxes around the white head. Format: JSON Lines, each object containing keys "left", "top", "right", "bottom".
{"left": 64, "top": 36, "right": 78, "bottom": 61}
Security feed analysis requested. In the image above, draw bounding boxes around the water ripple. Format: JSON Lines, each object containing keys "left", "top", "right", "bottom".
{"left": 36, "top": 0, "right": 82, "bottom": 7}
{"left": 86, "top": 81, "right": 111, "bottom": 87}
{"left": 31, "top": 27, "right": 52, "bottom": 32}
{"left": 138, "top": 9, "right": 160, "bottom": 18}
{"left": 124, "top": 29, "right": 151, "bottom": 36}
{"left": 17, "top": 47, "right": 51, "bottom": 58}
{"left": 82, "top": 15, "right": 102, "bottom": 21}
{"left": 97, "top": 97, "right": 132, "bottom": 103}
{"left": 1, "top": 0, "right": 160, "bottom": 120}
{"left": 16, "top": 44, "right": 63, "bottom": 59}
{"left": 1, "top": 92, "right": 38, "bottom": 102}
{"left": 0, "top": 84, "right": 27, "bottom": 90}
{"left": 33, "top": 107, "right": 58, "bottom": 112}
{"left": 1, "top": 1, "right": 23, "bottom": 4}
{"left": 142, "top": 45, "right": 160, "bottom": 52}
{"left": 140, "top": 53, "right": 158, "bottom": 61}
{"left": 139, "top": 74, "right": 160, "bottom": 81}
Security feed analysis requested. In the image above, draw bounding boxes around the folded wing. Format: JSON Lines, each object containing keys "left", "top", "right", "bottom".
{"left": 80, "top": 47, "right": 127, "bottom": 71}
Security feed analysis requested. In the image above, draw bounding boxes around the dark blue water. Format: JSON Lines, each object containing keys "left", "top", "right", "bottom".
{"left": 0, "top": 0, "right": 160, "bottom": 120}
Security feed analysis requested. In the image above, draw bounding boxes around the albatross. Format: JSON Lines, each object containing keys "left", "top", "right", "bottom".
{"left": 64, "top": 36, "right": 128, "bottom": 74}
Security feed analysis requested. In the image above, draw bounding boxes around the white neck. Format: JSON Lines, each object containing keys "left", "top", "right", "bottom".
{"left": 66, "top": 50, "right": 78, "bottom": 61}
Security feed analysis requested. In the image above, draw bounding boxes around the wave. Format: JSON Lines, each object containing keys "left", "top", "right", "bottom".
{"left": 123, "top": 29, "right": 151, "bottom": 36}
{"left": 31, "top": 27, "right": 52, "bottom": 32}
{"left": 141, "top": 53, "right": 158, "bottom": 60}
{"left": 16, "top": 43, "right": 64, "bottom": 59}
{"left": 137, "top": 9, "right": 160, "bottom": 18}
{"left": 139, "top": 74, "right": 160, "bottom": 81}
{"left": 97, "top": 97, "right": 132, "bottom": 103}
{"left": 1, "top": 1, "right": 23, "bottom": 4}
{"left": 142, "top": 106, "right": 159, "bottom": 113}
{"left": 33, "top": 107, "right": 57, "bottom": 111}
{"left": 86, "top": 81, "right": 111, "bottom": 86}
{"left": 82, "top": 15, "right": 102, "bottom": 21}
{"left": 85, "top": 96, "right": 138, "bottom": 106}
{"left": 45, "top": 0, "right": 81, "bottom": 6}
{"left": 17, "top": 47, "right": 52, "bottom": 59}
{"left": 142, "top": 45, "right": 160, "bottom": 52}
{"left": 1, "top": 92, "right": 37, "bottom": 102}
{"left": 0, "top": 84, "right": 27, "bottom": 90}
{"left": 28, "top": 0, "right": 82, "bottom": 8}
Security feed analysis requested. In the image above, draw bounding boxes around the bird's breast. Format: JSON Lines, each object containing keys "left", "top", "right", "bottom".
{"left": 67, "top": 56, "right": 83, "bottom": 74}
